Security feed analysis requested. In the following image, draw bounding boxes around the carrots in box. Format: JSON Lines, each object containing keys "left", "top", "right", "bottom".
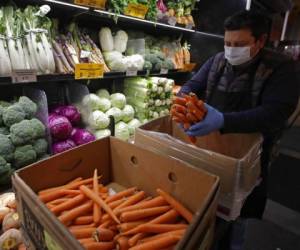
{"left": 171, "top": 92, "right": 207, "bottom": 144}
{"left": 38, "top": 173, "right": 194, "bottom": 250}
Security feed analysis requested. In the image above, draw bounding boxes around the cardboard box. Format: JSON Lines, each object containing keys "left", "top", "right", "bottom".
{"left": 135, "top": 116, "right": 262, "bottom": 221}
{"left": 13, "top": 137, "right": 219, "bottom": 250}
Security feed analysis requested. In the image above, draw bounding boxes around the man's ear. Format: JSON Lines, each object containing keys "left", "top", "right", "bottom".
{"left": 258, "top": 34, "right": 268, "bottom": 48}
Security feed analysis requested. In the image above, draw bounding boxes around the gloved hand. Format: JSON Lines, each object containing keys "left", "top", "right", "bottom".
{"left": 186, "top": 104, "right": 224, "bottom": 137}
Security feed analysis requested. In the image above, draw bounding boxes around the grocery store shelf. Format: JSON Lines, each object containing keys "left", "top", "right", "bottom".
{"left": 0, "top": 70, "right": 190, "bottom": 85}
{"left": 24, "top": 0, "right": 196, "bottom": 35}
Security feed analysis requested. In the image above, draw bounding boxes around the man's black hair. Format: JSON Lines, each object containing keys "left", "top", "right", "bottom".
{"left": 224, "top": 10, "right": 269, "bottom": 39}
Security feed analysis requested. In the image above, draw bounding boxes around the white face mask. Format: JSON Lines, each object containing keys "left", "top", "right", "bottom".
{"left": 224, "top": 46, "right": 251, "bottom": 66}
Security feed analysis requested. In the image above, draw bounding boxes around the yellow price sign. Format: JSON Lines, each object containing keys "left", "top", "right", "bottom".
{"left": 124, "top": 3, "right": 149, "bottom": 19}
{"left": 75, "top": 63, "right": 104, "bottom": 80}
{"left": 74, "top": 0, "right": 106, "bottom": 9}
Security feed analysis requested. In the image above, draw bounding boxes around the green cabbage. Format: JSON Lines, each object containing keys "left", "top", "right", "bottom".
{"left": 122, "top": 105, "right": 135, "bottom": 123}
{"left": 88, "top": 110, "right": 109, "bottom": 129}
{"left": 106, "top": 107, "right": 123, "bottom": 123}
{"left": 110, "top": 93, "right": 126, "bottom": 109}
{"left": 96, "top": 89, "right": 110, "bottom": 99}
{"left": 94, "top": 129, "right": 111, "bottom": 139}
{"left": 115, "top": 122, "right": 130, "bottom": 141}
{"left": 128, "top": 119, "right": 142, "bottom": 135}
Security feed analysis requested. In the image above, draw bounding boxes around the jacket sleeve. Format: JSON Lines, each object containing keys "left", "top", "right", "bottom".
{"left": 178, "top": 56, "right": 214, "bottom": 97}
{"left": 222, "top": 61, "right": 300, "bottom": 134}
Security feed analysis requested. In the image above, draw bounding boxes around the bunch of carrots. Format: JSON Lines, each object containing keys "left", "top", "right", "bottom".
{"left": 38, "top": 169, "right": 194, "bottom": 250}
{"left": 171, "top": 93, "right": 207, "bottom": 144}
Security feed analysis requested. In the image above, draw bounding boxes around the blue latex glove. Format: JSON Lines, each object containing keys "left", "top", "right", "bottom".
{"left": 186, "top": 104, "right": 224, "bottom": 137}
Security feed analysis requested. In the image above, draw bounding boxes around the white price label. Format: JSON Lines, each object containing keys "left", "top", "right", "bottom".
{"left": 160, "top": 68, "right": 169, "bottom": 74}
{"left": 126, "top": 69, "right": 138, "bottom": 76}
{"left": 11, "top": 70, "right": 37, "bottom": 83}
{"left": 80, "top": 50, "right": 92, "bottom": 59}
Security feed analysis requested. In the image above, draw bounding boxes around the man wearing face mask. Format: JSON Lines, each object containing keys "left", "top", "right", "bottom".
{"left": 179, "top": 10, "right": 299, "bottom": 219}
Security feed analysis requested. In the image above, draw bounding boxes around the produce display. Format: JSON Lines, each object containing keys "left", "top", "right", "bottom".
{"left": 81, "top": 90, "right": 142, "bottom": 141}
{"left": 106, "top": 0, "right": 196, "bottom": 27}
{"left": 0, "top": 5, "right": 55, "bottom": 75}
{"left": 124, "top": 77, "right": 174, "bottom": 121}
{"left": 0, "top": 96, "right": 48, "bottom": 185}
{"left": 38, "top": 170, "right": 193, "bottom": 249}
{"left": 171, "top": 93, "right": 207, "bottom": 144}
{"left": 49, "top": 105, "right": 95, "bottom": 155}
{"left": 0, "top": 192, "right": 27, "bottom": 250}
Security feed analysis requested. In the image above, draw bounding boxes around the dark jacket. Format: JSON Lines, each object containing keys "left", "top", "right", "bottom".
{"left": 180, "top": 50, "right": 300, "bottom": 135}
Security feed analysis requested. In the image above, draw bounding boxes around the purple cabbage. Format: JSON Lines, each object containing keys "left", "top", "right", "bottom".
{"left": 49, "top": 113, "right": 73, "bottom": 140}
{"left": 51, "top": 105, "right": 81, "bottom": 125}
{"left": 71, "top": 128, "right": 96, "bottom": 146}
{"left": 52, "top": 139, "right": 76, "bottom": 154}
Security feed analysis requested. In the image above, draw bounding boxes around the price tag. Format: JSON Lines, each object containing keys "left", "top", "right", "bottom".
{"left": 11, "top": 70, "right": 37, "bottom": 83}
{"left": 75, "top": 63, "right": 104, "bottom": 79}
{"left": 160, "top": 68, "right": 169, "bottom": 74}
{"left": 124, "top": 3, "right": 149, "bottom": 19}
{"left": 80, "top": 50, "right": 92, "bottom": 59}
{"left": 74, "top": 0, "right": 106, "bottom": 9}
{"left": 126, "top": 69, "right": 138, "bottom": 76}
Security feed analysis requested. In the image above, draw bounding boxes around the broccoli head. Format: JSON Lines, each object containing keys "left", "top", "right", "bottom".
{"left": 143, "top": 61, "right": 153, "bottom": 70}
{"left": 31, "top": 118, "right": 46, "bottom": 139}
{"left": 0, "top": 156, "right": 13, "bottom": 186}
{"left": 145, "top": 54, "right": 161, "bottom": 65}
{"left": 10, "top": 119, "right": 46, "bottom": 146}
{"left": 33, "top": 138, "right": 48, "bottom": 157}
{"left": 162, "top": 59, "right": 175, "bottom": 70}
{"left": 0, "top": 101, "right": 11, "bottom": 108}
{"left": 0, "top": 127, "right": 9, "bottom": 135}
{"left": 2, "top": 104, "right": 26, "bottom": 127}
{"left": 18, "top": 96, "right": 37, "bottom": 119}
{"left": 154, "top": 61, "right": 163, "bottom": 71}
{"left": 0, "top": 134, "right": 15, "bottom": 162}
{"left": 14, "top": 145, "right": 37, "bottom": 169}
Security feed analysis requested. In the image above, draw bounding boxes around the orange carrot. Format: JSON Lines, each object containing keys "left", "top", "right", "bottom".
{"left": 114, "top": 191, "right": 145, "bottom": 213}
{"left": 78, "top": 238, "right": 95, "bottom": 245}
{"left": 139, "top": 229, "right": 186, "bottom": 244}
{"left": 157, "top": 189, "right": 193, "bottom": 223}
{"left": 108, "top": 199, "right": 125, "bottom": 209}
{"left": 184, "top": 123, "right": 191, "bottom": 130}
{"left": 70, "top": 227, "right": 96, "bottom": 239}
{"left": 188, "top": 136, "right": 197, "bottom": 144}
{"left": 173, "top": 97, "right": 186, "bottom": 106}
{"left": 127, "top": 209, "right": 180, "bottom": 246}
{"left": 186, "top": 101, "right": 205, "bottom": 121}
{"left": 172, "top": 110, "right": 189, "bottom": 123}
{"left": 94, "top": 228, "right": 115, "bottom": 242}
{"left": 39, "top": 190, "right": 81, "bottom": 203}
{"left": 186, "top": 112, "right": 198, "bottom": 123}
{"left": 50, "top": 194, "right": 86, "bottom": 215}
{"left": 116, "top": 236, "right": 130, "bottom": 250}
{"left": 38, "top": 177, "right": 99, "bottom": 195}
{"left": 99, "top": 220, "right": 112, "bottom": 229}
{"left": 117, "top": 220, "right": 148, "bottom": 233}
{"left": 123, "top": 224, "right": 188, "bottom": 235}
{"left": 69, "top": 223, "right": 96, "bottom": 230}
{"left": 117, "top": 196, "right": 167, "bottom": 215}
{"left": 58, "top": 201, "right": 93, "bottom": 225}
{"left": 47, "top": 198, "right": 70, "bottom": 206}
{"left": 105, "top": 187, "right": 137, "bottom": 204}
{"left": 120, "top": 206, "right": 170, "bottom": 222}
{"left": 173, "top": 104, "right": 187, "bottom": 114}
{"left": 172, "top": 117, "right": 182, "bottom": 123}
{"left": 74, "top": 216, "right": 94, "bottom": 225}
{"left": 129, "top": 234, "right": 181, "bottom": 250}
{"left": 80, "top": 185, "right": 120, "bottom": 224}
{"left": 83, "top": 241, "right": 115, "bottom": 250}
{"left": 93, "top": 169, "right": 102, "bottom": 225}
{"left": 100, "top": 186, "right": 109, "bottom": 193}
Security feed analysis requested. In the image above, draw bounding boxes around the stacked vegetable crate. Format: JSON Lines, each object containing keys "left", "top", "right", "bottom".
{"left": 124, "top": 77, "right": 174, "bottom": 121}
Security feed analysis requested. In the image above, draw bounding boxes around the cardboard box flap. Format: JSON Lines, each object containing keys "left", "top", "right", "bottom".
{"left": 17, "top": 137, "right": 112, "bottom": 192}
{"left": 110, "top": 138, "right": 219, "bottom": 213}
